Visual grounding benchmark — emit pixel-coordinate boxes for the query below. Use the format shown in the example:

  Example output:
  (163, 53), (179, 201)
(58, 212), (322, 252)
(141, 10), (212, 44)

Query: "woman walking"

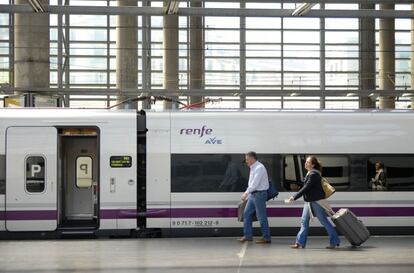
(286, 156), (340, 249)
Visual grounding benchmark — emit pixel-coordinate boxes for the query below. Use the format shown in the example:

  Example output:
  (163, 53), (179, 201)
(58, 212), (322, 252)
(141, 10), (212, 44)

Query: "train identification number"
(172, 220), (220, 227)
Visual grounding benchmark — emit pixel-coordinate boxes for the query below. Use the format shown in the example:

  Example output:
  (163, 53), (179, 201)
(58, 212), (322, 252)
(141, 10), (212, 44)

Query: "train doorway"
(58, 128), (99, 230)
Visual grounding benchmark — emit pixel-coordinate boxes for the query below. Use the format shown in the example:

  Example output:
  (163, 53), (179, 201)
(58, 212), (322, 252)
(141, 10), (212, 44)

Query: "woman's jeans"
(243, 191), (271, 241)
(296, 201), (340, 247)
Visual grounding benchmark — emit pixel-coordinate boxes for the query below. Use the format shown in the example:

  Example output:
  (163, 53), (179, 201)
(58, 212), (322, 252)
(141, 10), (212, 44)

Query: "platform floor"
(0, 236), (413, 273)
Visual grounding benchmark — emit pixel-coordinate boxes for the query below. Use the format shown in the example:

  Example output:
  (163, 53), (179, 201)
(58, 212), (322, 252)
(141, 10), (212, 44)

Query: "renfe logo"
(180, 125), (213, 138)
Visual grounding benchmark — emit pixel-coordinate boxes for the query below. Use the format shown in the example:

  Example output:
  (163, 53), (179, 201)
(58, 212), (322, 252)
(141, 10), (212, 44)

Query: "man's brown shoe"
(238, 237), (252, 243)
(255, 239), (271, 244)
(289, 243), (304, 249)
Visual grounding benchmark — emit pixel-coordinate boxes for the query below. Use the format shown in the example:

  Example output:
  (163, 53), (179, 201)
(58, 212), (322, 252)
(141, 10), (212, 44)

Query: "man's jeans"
(243, 190), (271, 241)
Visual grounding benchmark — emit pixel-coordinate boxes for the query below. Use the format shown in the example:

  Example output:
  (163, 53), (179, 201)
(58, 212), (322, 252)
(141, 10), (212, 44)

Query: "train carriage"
(1, 108), (414, 238)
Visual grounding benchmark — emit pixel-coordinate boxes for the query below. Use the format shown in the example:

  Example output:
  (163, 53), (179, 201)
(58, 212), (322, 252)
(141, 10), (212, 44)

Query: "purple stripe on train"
(0, 207), (414, 221)
(146, 207), (414, 218)
(0, 210), (57, 221)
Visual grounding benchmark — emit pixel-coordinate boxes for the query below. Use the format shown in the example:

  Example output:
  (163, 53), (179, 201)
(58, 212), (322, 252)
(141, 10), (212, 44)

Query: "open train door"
(6, 127), (58, 231)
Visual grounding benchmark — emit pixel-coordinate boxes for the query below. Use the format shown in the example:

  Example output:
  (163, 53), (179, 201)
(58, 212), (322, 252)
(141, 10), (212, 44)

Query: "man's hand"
(241, 192), (249, 201)
(285, 196), (295, 204)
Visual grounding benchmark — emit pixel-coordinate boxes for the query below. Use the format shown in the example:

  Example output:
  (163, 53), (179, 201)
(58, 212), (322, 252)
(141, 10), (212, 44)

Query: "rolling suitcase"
(331, 208), (370, 246)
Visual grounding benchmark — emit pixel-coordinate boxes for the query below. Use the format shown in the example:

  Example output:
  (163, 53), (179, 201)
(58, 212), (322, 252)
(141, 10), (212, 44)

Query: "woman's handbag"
(321, 177), (336, 199)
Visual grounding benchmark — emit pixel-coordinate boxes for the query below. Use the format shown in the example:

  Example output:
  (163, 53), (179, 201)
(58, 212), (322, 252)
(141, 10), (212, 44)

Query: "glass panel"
(206, 44), (239, 57)
(70, 43), (107, 56)
(25, 156), (46, 193)
(246, 59), (281, 71)
(325, 45), (359, 58)
(246, 45), (281, 58)
(0, 42), (8, 55)
(70, 15), (107, 27)
(205, 30), (240, 43)
(395, 19), (411, 30)
(395, 74), (411, 87)
(284, 18), (320, 29)
(396, 32), (411, 44)
(246, 73), (281, 86)
(283, 31), (319, 44)
(70, 57), (107, 70)
(0, 57), (8, 70)
(396, 60), (410, 72)
(70, 29), (107, 41)
(246, 30), (280, 43)
(326, 73), (359, 86)
(0, 14), (8, 26)
(284, 73), (320, 86)
(205, 58), (239, 71)
(326, 59), (359, 72)
(205, 72), (239, 86)
(284, 45), (319, 58)
(325, 18), (358, 30)
(0, 27), (8, 40)
(205, 17), (239, 29)
(69, 72), (107, 84)
(325, 31), (358, 44)
(76, 157), (93, 188)
(284, 59), (319, 72)
(246, 18), (281, 29)
(396, 46), (411, 59)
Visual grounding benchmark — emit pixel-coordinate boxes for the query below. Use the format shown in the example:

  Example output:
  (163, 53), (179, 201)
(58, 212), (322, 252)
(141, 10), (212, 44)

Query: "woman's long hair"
(307, 156), (322, 172)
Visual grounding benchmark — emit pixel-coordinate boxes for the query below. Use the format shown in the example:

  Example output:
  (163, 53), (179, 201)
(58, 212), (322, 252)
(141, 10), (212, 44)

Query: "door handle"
(110, 178), (116, 193)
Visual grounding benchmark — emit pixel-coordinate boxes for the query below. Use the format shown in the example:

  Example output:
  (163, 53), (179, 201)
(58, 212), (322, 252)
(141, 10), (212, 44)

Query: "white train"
(0, 108), (414, 238)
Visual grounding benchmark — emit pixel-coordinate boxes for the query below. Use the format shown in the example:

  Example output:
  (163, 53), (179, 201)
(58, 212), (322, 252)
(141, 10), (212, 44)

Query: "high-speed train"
(0, 108), (414, 238)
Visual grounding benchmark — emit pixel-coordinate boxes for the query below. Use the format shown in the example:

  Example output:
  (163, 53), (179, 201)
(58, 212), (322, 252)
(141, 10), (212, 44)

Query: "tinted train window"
(283, 155), (350, 191)
(367, 156), (414, 191)
(171, 154), (414, 192)
(171, 154), (282, 192)
(25, 156), (46, 193)
(282, 154), (414, 192)
(0, 155), (5, 194)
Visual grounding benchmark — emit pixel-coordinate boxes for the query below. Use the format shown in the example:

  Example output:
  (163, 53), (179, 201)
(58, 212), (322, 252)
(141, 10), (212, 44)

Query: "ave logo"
(205, 137), (222, 145)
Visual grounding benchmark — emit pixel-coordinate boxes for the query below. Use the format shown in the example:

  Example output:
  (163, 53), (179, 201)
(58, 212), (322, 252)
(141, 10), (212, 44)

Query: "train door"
(6, 127), (58, 231)
(58, 128), (98, 229)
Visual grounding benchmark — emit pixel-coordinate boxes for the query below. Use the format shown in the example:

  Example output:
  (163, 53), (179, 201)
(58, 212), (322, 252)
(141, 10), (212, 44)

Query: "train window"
(171, 154), (414, 192)
(282, 155), (350, 191)
(0, 155), (5, 194)
(367, 156), (414, 191)
(171, 154), (243, 192)
(25, 156), (46, 193)
(76, 157), (93, 188)
(171, 154), (281, 193)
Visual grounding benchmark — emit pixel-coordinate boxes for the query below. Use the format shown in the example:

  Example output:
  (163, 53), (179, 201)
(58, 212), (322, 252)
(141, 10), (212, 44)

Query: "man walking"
(239, 151), (271, 244)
